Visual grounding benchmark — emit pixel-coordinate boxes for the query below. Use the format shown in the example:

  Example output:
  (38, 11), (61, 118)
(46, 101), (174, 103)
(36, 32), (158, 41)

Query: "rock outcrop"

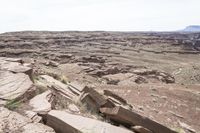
(0, 71), (35, 105)
(0, 107), (55, 133)
(0, 57), (35, 105)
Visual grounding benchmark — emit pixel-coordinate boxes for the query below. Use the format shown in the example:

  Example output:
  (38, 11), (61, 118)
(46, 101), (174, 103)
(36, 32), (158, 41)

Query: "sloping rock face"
(0, 71), (35, 104)
(0, 107), (55, 133)
(46, 110), (133, 133)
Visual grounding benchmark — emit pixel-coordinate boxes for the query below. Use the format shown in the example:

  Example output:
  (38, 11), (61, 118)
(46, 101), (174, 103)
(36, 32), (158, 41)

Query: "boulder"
(46, 110), (133, 133)
(29, 90), (54, 114)
(0, 71), (36, 104)
(0, 107), (55, 133)
(25, 111), (42, 123)
(100, 106), (177, 133)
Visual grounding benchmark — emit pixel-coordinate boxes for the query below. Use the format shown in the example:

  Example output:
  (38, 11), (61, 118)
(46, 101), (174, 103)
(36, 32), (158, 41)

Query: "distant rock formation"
(182, 25), (200, 32)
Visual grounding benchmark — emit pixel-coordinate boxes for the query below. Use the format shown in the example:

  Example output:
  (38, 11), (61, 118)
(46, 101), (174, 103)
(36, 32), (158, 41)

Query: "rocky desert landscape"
(0, 31), (200, 133)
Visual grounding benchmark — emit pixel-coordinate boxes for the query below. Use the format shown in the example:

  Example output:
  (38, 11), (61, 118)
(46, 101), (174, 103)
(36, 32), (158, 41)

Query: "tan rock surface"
(29, 90), (54, 114)
(47, 110), (133, 133)
(0, 107), (55, 133)
(0, 57), (32, 76)
(0, 71), (35, 104)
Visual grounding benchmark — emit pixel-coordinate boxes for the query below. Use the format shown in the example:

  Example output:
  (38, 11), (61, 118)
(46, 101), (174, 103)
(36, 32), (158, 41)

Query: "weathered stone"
(22, 123), (55, 133)
(0, 71), (36, 104)
(25, 111), (42, 123)
(179, 121), (196, 133)
(133, 69), (175, 84)
(103, 73), (133, 85)
(67, 104), (80, 113)
(88, 66), (120, 77)
(135, 76), (148, 84)
(100, 106), (177, 133)
(46, 110), (133, 133)
(0, 57), (23, 63)
(68, 81), (87, 94)
(29, 90), (54, 114)
(0, 107), (55, 133)
(131, 126), (153, 133)
(45, 61), (59, 67)
(39, 75), (75, 101)
(79, 55), (106, 63)
(103, 90), (133, 110)
(80, 87), (115, 112)
(104, 90), (127, 105)
(0, 58), (32, 77)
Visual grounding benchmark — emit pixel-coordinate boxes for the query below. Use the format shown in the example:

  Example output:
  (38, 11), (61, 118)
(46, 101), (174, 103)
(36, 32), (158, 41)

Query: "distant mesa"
(182, 25), (200, 32)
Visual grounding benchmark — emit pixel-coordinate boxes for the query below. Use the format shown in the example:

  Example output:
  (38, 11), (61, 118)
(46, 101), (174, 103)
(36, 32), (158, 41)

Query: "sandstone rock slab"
(100, 106), (177, 133)
(25, 111), (42, 123)
(80, 87), (115, 112)
(39, 75), (75, 101)
(0, 107), (55, 133)
(47, 110), (133, 133)
(0, 57), (32, 76)
(0, 71), (35, 104)
(29, 90), (54, 114)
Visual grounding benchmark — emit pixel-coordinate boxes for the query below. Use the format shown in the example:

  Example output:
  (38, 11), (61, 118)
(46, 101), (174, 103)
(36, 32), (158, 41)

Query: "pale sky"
(0, 0), (200, 33)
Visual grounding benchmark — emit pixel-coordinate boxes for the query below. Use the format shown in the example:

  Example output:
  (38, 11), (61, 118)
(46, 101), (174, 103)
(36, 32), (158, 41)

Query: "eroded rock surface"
(0, 71), (35, 105)
(0, 107), (55, 133)
(47, 110), (133, 133)
(29, 90), (54, 114)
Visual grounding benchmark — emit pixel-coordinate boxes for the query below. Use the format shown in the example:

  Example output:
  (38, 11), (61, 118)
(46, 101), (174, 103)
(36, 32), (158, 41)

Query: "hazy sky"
(0, 0), (200, 33)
